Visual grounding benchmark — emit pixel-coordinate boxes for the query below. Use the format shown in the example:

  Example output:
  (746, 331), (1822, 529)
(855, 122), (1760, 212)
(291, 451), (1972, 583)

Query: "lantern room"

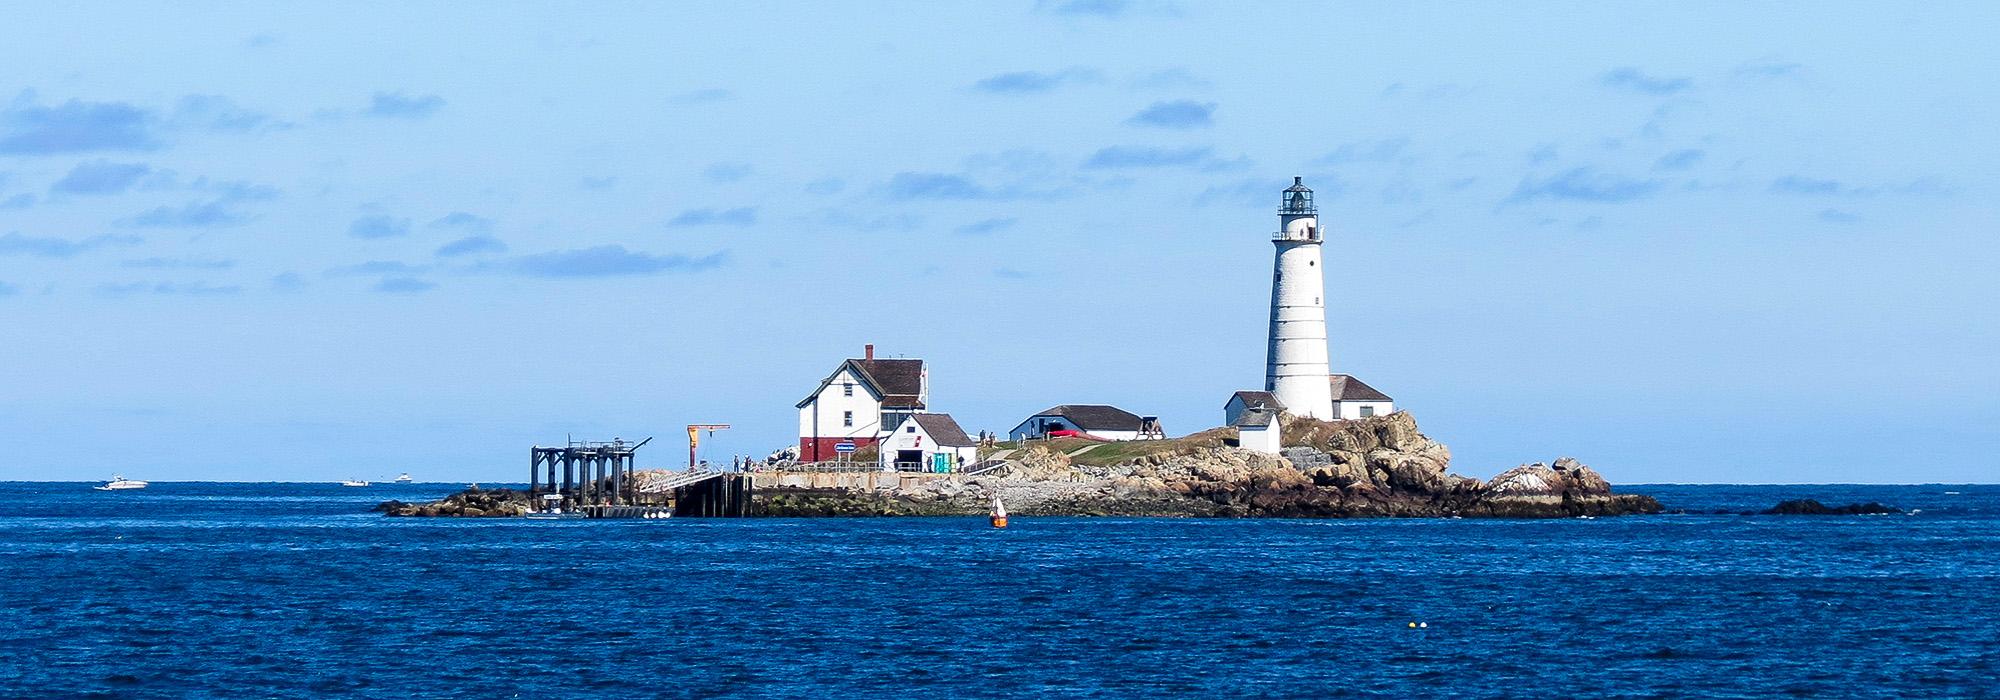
(1280, 176), (1315, 215)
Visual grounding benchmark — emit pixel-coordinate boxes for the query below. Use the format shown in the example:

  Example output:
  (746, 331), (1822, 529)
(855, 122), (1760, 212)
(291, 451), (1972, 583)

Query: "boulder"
(1488, 457), (1616, 499)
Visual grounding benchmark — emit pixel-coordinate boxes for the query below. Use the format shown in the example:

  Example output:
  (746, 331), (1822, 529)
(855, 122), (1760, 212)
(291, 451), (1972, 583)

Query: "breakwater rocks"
(757, 412), (1661, 519)
(375, 487), (531, 517)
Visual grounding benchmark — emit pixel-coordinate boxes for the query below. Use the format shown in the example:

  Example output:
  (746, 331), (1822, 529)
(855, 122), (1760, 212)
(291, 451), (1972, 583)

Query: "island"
(381, 412), (1661, 519)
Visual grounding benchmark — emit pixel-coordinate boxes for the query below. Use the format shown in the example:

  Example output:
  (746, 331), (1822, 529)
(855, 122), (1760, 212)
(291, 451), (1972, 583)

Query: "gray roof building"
(1227, 390), (1283, 410)
(1330, 374), (1392, 402)
(1026, 404), (1146, 432)
(910, 413), (975, 447)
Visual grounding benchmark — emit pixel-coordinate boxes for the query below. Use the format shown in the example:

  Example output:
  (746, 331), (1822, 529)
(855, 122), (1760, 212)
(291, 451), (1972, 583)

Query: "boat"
(95, 475), (148, 491)
(340, 479), (370, 487)
(990, 495), (1008, 529)
(394, 473), (413, 483)
(524, 494), (586, 520)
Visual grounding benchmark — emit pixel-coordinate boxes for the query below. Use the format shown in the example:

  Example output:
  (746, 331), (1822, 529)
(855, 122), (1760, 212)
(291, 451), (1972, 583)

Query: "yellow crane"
(686, 424), (731, 470)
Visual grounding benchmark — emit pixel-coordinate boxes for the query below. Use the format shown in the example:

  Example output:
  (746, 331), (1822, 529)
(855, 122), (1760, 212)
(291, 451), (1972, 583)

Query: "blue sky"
(2, 2), (1996, 484)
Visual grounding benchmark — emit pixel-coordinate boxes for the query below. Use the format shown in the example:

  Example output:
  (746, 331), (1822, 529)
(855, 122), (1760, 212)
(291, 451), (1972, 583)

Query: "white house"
(1232, 406), (1282, 454)
(1009, 405), (1164, 442)
(1330, 374), (1395, 419)
(1223, 390), (1284, 426)
(877, 413), (979, 473)
(796, 345), (928, 463)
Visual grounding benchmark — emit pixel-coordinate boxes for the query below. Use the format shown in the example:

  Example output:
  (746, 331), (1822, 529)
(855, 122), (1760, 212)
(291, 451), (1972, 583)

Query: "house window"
(842, 383), (853, 397)
(843, 411), (854, 427)
(905, 425), (916, 433)
(1360, 405), (1375, 417)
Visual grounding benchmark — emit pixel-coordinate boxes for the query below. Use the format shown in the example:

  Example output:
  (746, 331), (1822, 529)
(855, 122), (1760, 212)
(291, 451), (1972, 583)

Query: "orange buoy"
(990, 496), (1008, 529)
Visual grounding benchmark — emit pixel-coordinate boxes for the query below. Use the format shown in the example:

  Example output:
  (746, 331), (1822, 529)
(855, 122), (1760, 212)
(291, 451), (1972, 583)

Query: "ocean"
(2, 482), (1996, 698)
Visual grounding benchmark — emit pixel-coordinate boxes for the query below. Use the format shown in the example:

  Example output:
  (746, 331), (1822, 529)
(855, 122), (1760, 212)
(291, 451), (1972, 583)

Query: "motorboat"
(393, 473), (413, 483)
(340, 479), (370, 487)
(95, 475), (148, 491)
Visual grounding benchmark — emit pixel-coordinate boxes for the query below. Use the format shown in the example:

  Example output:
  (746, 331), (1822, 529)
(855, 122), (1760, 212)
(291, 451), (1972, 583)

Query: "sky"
(2, 1), (1996, 484)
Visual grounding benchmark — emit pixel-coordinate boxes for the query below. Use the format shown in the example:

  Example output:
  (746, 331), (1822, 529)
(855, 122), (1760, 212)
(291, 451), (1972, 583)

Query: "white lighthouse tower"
(1264, 177), (1336, 420)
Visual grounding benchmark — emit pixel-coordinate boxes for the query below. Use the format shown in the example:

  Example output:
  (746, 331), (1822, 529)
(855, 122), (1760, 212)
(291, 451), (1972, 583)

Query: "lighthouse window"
(1308, 260), (1314, 266)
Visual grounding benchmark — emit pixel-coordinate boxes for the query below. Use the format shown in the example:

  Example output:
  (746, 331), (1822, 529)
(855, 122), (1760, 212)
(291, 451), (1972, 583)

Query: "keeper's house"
(878, 413), (979, 472)
(1008, 405), (1164, 442)
(797, 345), (927, 462)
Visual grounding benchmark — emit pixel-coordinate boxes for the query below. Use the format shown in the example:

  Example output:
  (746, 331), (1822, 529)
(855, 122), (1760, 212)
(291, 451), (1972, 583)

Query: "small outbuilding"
(878, 413), (978, 473)
(1008, 405), (1164, 442)
(1330, 374), (1395, 419)
(1223, 390), (1284, 426)
(1232, 406), (1282, 454)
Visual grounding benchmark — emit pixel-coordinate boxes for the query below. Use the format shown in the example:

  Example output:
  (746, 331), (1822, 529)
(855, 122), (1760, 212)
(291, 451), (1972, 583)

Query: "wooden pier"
(670, 473), (752, 517)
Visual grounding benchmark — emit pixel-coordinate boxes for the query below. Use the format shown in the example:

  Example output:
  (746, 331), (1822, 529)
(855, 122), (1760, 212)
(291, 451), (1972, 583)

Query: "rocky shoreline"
(757, 413), (1661, 518)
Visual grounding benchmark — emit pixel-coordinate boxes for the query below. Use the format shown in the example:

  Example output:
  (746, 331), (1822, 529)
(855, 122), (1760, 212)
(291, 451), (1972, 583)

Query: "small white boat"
(340, 479), (370, 487)
(95, 475), (148, 491)
(524, 494), (585, 520)
(524, 511), (586, 520)
(394, 473), (413, 483)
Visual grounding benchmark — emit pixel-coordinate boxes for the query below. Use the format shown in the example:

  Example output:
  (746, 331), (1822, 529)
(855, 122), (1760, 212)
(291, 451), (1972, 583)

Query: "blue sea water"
(2, 483), (1997, 698)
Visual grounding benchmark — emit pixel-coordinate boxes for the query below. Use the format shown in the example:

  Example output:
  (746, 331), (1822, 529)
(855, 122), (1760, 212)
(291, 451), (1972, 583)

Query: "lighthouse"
(1264, 177), (1336, 420)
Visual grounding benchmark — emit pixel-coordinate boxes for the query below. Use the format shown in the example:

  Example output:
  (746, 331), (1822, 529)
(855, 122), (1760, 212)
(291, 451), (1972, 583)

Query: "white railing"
(635, 470), (727, 493)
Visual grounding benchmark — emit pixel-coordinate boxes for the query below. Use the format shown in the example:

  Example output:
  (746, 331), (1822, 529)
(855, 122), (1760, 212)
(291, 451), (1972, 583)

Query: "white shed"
(1233, 406), (1282, 454)
(878, 413), (979, 473)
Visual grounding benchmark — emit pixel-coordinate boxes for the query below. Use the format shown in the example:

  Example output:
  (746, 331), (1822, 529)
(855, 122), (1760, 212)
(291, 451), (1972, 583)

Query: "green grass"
(994, 428), (1236, 467)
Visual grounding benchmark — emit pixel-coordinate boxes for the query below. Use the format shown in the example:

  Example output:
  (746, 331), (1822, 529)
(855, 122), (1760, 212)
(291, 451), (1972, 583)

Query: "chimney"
(865, 344), (874, 361)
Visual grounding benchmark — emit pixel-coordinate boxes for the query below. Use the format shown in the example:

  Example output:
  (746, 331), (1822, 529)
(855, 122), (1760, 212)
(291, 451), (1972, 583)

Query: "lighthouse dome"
(1280, 176), (1315, 215)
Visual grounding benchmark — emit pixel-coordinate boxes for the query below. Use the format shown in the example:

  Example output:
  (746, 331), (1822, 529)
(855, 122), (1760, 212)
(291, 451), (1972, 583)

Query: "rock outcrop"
(377, 486), (531, 517)
(1761, 499), (1900, 515)
(756, 412), (1661, 518)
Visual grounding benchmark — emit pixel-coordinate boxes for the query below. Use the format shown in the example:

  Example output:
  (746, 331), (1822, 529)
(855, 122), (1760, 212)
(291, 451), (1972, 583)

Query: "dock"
(527, 437), (752, 518)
